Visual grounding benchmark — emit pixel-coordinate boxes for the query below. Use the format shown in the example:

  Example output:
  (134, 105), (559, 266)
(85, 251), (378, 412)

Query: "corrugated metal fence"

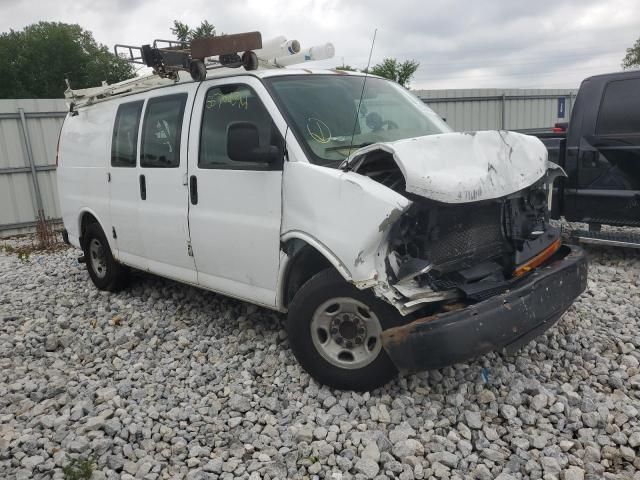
(0, 99), (66, 237)
(0, 89), (579, 236)
(416, 88), (579, 132)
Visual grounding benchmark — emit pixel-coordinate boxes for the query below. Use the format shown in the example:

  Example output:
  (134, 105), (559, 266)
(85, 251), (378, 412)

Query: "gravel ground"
(1, 235), (639, 480)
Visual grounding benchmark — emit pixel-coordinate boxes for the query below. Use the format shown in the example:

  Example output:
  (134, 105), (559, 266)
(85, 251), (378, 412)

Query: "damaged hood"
(345, 130), (553, 203)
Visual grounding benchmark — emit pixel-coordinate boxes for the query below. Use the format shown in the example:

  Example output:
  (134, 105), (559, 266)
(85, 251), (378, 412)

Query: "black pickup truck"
(534, 70), (640, 242)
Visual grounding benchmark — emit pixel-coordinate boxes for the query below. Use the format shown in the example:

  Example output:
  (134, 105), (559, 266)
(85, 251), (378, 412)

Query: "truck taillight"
(553, 122), (568, 133)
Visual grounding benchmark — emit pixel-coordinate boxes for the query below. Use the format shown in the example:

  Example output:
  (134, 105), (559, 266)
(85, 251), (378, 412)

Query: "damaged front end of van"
(287, 130), (588, 373)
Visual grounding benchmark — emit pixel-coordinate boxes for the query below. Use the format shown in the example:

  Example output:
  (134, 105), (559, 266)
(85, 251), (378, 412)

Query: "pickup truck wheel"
(83, 223), (129, 292)
(287, 269), (403, 391)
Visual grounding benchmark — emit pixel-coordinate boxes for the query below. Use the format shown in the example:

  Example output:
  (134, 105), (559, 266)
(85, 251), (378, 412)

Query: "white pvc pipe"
(255, 37), (301, 60)
(272, 43), (335, 66)
(260, 36), (287, 51)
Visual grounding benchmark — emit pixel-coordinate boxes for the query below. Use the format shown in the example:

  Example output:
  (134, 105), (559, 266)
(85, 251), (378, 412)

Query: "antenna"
(348, 28), (377, 157)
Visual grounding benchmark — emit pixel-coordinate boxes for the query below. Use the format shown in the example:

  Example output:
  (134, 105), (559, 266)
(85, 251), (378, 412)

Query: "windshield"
(266, 74), (451, 166)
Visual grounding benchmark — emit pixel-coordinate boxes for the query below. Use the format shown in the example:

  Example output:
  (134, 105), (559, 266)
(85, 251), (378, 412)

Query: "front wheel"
(287, 269), (404, 391)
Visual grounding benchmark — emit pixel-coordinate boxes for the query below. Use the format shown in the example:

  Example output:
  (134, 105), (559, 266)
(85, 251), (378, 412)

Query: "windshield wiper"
(324, 142), (372, 152)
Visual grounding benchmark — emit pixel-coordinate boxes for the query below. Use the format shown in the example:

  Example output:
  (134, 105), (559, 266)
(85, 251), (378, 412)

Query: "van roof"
(242, 68), (367, 78)
(66, 68), (375, 110)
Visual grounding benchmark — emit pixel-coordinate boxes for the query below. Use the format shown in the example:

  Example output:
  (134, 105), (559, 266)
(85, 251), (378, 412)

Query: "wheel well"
(283, 241), (334, 308)
(79, 212), (99, 248)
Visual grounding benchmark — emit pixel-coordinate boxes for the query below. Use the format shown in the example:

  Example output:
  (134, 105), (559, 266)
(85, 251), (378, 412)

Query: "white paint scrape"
(351, 130), (551, 203)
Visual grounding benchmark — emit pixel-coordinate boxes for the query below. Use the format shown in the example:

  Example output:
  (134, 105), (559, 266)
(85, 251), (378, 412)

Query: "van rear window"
(111, 101), (143, 167)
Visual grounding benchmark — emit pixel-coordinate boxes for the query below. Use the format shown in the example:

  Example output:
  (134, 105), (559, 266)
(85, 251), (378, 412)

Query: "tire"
(287, 268), (405, 391)
(189, 60), (206, 81)
(82, 223), (129, 292)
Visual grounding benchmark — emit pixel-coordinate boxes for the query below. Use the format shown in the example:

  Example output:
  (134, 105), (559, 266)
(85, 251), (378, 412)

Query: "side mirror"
(227, 121), (280, 164)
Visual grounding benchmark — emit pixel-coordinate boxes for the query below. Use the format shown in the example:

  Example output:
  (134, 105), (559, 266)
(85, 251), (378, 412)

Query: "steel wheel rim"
(310, 297), (383, 370)
(89, 238), (107, 279)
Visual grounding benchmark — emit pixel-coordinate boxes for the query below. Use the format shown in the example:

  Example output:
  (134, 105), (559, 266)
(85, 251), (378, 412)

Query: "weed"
(36, 209), (57, 249)
(62, 457), (94, 480)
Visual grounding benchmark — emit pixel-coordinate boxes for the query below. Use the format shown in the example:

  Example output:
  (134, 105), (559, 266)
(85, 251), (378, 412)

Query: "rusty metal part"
(190, 32), (263, 60)
(441, 302), (467, 313)
(381, 314), (438, 348)
(382, 303), (471, 348)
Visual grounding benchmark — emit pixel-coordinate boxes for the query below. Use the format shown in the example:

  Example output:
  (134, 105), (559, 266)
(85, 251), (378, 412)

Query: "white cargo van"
(57, 69), (587, 390)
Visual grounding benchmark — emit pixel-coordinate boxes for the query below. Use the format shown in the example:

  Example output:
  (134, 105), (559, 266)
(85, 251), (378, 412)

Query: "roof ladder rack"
(64, 32), (336, 111)
(114, 31), (263, 82)
(65, 31), (264, 111)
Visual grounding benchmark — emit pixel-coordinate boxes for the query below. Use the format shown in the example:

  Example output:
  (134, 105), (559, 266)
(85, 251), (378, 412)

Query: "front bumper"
(381, 244), (588, 372)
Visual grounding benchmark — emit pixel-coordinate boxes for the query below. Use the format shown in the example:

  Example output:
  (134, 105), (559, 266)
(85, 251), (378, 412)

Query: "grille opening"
(391, 200), (509, 274)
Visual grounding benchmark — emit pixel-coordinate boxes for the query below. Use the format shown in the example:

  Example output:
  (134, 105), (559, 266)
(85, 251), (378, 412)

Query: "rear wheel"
(82, 223), (129, 291)
(287, 269), (404, 391)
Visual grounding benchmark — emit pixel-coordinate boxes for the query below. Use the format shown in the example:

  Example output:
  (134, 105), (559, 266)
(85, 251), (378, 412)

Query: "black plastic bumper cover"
(381, 244), (588, 372)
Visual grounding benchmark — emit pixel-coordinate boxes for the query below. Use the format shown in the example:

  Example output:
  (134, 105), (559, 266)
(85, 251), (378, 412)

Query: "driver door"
(187, 77), (286, 307)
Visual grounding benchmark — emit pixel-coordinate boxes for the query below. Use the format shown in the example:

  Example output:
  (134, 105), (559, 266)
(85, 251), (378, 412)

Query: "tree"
(622, 37), (640, 69)
(0, 22), (134, 99)
(369, 58), (420, 87)
(335, 65), (357, 71)
(171, 20), (217, 43)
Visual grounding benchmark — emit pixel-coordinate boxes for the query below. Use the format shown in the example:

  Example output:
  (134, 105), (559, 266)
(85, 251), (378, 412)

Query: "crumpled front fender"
(281, 161), (411, 286)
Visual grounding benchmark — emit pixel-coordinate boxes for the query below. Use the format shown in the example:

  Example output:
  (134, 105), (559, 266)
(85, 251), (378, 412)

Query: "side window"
(111, 101), (143, 167)
(596, 79), (640, 135)
(199, 84), (283, 170)
(141, 94), (187, 168)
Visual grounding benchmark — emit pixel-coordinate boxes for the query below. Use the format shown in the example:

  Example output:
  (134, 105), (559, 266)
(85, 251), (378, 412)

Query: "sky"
(2, 0), (639, 90)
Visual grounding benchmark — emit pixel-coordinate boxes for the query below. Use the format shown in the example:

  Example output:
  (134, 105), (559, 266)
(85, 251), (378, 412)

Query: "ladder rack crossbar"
(114, 44), (146, 65)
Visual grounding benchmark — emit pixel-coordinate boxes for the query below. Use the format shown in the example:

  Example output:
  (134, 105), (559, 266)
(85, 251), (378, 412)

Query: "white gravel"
(1, 235), (639, 480)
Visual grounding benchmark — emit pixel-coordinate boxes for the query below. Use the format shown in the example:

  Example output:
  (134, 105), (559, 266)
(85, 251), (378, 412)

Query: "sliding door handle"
(139, 174), (146, 200)
(190, 175), (198, 205)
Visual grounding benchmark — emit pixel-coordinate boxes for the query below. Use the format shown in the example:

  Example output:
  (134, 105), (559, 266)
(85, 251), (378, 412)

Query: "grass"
(1, 243), (31, 262)
(62, 457), (94, 480)
(0, 230), (69, 261)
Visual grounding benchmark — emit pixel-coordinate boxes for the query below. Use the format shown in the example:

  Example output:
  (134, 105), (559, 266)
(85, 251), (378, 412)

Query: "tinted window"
(596, 79), (640, 135)
(111, 101), (143, 167)
(199, 85), (282, 169)
(141, 94), (187, 168)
